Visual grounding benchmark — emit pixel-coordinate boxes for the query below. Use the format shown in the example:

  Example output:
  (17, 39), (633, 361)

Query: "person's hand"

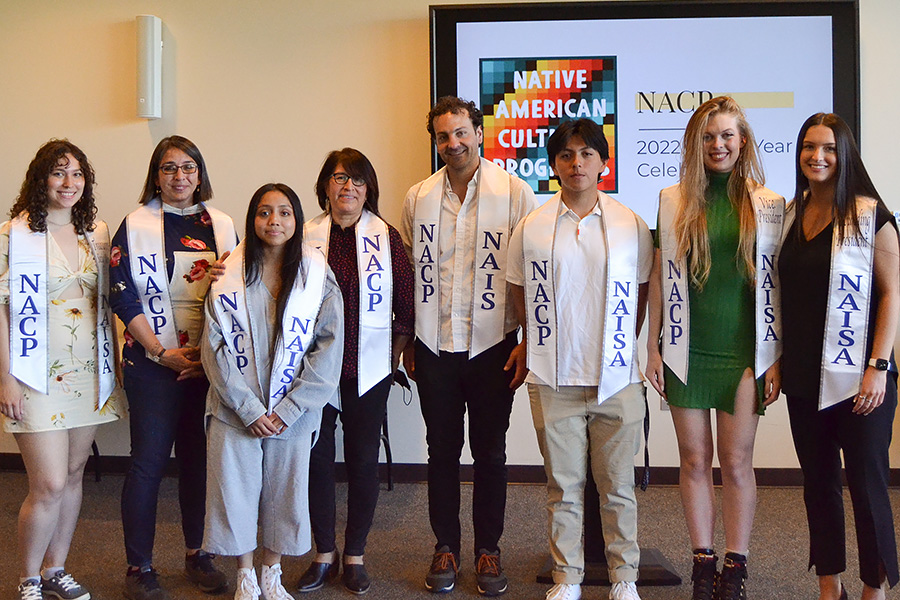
(270, 413), (288, 435)
(158, 346), (204, 380)
(0, 373), (24, 421)
(208, 251), (229, 283)
(853, 367), (887, 415)
(504, 340), (528, 390)
(762, 360), (782, 407)
(402, 342), (416, 382)
(644, 350), (666, 400)
(248, 414), (280, 437)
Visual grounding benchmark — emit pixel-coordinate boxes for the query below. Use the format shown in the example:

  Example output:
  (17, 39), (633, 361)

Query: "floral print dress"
(0, 221), (123, 433)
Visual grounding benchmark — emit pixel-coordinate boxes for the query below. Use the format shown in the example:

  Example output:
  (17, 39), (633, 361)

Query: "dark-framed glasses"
(159, 162), (198, 175)
(331, 173), (366, 186)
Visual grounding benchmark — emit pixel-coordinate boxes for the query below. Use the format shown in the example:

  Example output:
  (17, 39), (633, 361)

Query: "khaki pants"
(528, 382), (645, 584)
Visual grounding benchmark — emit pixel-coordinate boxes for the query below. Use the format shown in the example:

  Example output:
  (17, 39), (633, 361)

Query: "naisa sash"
(818, 198), (878, 410)
(8, 217), (116, 407)
(305, 209), (393, 395)
(127, 198), (236, 351)
(658, 183), (784, 384)
(411, 157), (511, 357)
(211, 242), (328, 413)
(522, 192), (640, 402)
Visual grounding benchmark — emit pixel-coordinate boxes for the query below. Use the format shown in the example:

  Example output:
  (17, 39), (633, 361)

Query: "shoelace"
(137, 569), (162, 590)
(50, 572), (80, 592)
(238, 572), (261, 599)
(610, 581), (640, 600)
(262, 565), (291, 600)
(192, 552), (219, 573)
(476, 553), (500, 576)
(18, 582), (43, 600)
(432, 552), (458, 573)
(546, 583), (578, 600)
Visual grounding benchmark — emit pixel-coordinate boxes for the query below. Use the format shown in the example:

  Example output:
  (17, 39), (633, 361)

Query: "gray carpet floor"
(1, 472), (897, 599)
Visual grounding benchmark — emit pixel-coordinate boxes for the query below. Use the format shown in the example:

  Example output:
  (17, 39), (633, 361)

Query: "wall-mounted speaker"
(136, 15), (162, 119)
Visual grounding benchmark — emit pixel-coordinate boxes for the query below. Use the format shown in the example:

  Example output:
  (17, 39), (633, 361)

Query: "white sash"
(818, 199), (878, 410)
(411, 158), (512, 357)
(658, 183), (784, 384)
(8, 217), (115, 406)
(211, 242), (328, 413)
(127, 198), (236, 351)
(522, 192), (640, 402)
(305, 210), (393, 395)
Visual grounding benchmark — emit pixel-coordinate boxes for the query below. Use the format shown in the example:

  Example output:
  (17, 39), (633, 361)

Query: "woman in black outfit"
(779, 113), (899, 600)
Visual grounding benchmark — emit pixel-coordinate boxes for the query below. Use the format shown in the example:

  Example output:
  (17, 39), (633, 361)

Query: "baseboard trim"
(2, 453), (899, 487)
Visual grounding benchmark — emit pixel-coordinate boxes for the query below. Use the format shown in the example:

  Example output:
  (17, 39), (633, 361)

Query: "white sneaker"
(546, 582), (582, 600)
(259, 564), (291, 600)
(609, 580), (641, 600)
(235, 568), (260, 600)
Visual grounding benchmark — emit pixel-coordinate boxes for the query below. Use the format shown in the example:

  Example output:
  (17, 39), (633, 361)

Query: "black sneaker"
(425, 545), (459, 594)
(42, 570), (90, 600)
(185, 551), (228, 594)
(474, 549), (508, 596)
(691, 551), (718, 600)
(124, 567), (171, 600)
(17, 580), (43, 600)
(716, 554), (747, 600)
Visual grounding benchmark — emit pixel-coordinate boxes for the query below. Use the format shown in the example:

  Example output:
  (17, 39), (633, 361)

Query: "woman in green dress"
(645, 96), (784, 600)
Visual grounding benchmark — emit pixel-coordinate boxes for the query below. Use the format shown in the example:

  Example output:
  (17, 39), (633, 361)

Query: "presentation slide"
(455, 16), (834, 224)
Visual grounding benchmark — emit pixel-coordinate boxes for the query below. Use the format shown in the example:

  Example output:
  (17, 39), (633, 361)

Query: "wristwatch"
(149, 347), (167, 364)
(868, 358), (889, 371)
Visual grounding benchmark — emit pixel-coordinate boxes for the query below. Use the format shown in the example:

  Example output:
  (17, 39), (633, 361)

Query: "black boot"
(691, 549), (718, 600)
(716, 553), (747, 600)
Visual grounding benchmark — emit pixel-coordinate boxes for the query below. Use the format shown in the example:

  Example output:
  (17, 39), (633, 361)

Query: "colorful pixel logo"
(480, 57), (617, 194)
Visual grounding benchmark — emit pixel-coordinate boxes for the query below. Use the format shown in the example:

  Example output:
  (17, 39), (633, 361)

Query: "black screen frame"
(429, 0), (860, 173)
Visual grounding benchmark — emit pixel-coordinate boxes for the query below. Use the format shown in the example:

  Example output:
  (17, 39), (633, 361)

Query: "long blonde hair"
(674, 96), (765, 288)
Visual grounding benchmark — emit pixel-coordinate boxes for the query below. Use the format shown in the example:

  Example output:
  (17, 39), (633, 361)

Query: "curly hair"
(426, 96), (484, 139)
(10, 139), (98, 234)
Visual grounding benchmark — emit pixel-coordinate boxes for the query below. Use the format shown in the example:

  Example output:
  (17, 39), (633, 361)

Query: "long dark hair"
(314, 147), (380, 215)
(138, 135), (213, 204)
(793, 113), (884, 243)
(244, 183), (305, 345)
(10, 139), (98, 234)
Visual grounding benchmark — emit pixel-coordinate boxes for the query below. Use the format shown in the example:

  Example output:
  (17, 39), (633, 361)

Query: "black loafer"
(342, 563), (371, 595)
(297, 554), (340, 593)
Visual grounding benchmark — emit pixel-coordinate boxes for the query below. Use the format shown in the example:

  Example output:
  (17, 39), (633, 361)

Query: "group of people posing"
(0, 95), (896, 600)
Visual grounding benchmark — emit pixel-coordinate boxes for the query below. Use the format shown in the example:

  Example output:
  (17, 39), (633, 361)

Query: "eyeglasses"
(159, 162), (198, 175)
(331, 173), (366, 186)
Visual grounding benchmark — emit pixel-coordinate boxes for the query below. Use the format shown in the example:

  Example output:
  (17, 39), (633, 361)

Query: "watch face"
(876, 358), (890, 371)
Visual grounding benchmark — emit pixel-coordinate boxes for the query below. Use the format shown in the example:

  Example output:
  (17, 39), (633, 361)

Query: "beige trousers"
(528, 382), (645, 584)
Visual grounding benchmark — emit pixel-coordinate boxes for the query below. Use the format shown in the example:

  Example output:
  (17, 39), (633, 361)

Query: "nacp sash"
(412, 158), (512, 357)
(9, 217), (116, 406)
(212, 242), (327, 413)
(127, 198), (236, 351)
(658, 183), (784, 384)
(818, 199), (878, 410)
(522, 192), (640, 402)
(305, 210), (393, 396)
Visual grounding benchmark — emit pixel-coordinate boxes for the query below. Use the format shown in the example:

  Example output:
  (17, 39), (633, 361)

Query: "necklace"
(47, 218), (73, 227)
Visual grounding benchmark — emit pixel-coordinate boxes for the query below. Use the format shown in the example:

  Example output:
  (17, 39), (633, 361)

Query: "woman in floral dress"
(0, 139), (122, 600)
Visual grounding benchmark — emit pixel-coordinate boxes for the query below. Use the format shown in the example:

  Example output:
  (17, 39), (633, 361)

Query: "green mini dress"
(659, 172), (765, 415)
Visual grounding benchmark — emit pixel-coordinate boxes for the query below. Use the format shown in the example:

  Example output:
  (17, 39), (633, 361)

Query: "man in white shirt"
(400, 96), (537, 596)
(507, 119), (653, 600)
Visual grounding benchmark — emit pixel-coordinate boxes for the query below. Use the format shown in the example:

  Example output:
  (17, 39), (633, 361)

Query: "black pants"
(308, 376), (391, 557)
(787, 375), (899, 589)
(121, 365), (209, 567)
(415, 332), (517, 557)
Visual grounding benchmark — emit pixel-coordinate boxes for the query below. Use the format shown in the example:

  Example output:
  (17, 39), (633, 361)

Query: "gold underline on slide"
(716, 92), (795, 108)
(633, 92), (795, 110)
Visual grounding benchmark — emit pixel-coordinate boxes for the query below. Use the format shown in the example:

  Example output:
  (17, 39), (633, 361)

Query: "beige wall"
(1, 0), (898, 468)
